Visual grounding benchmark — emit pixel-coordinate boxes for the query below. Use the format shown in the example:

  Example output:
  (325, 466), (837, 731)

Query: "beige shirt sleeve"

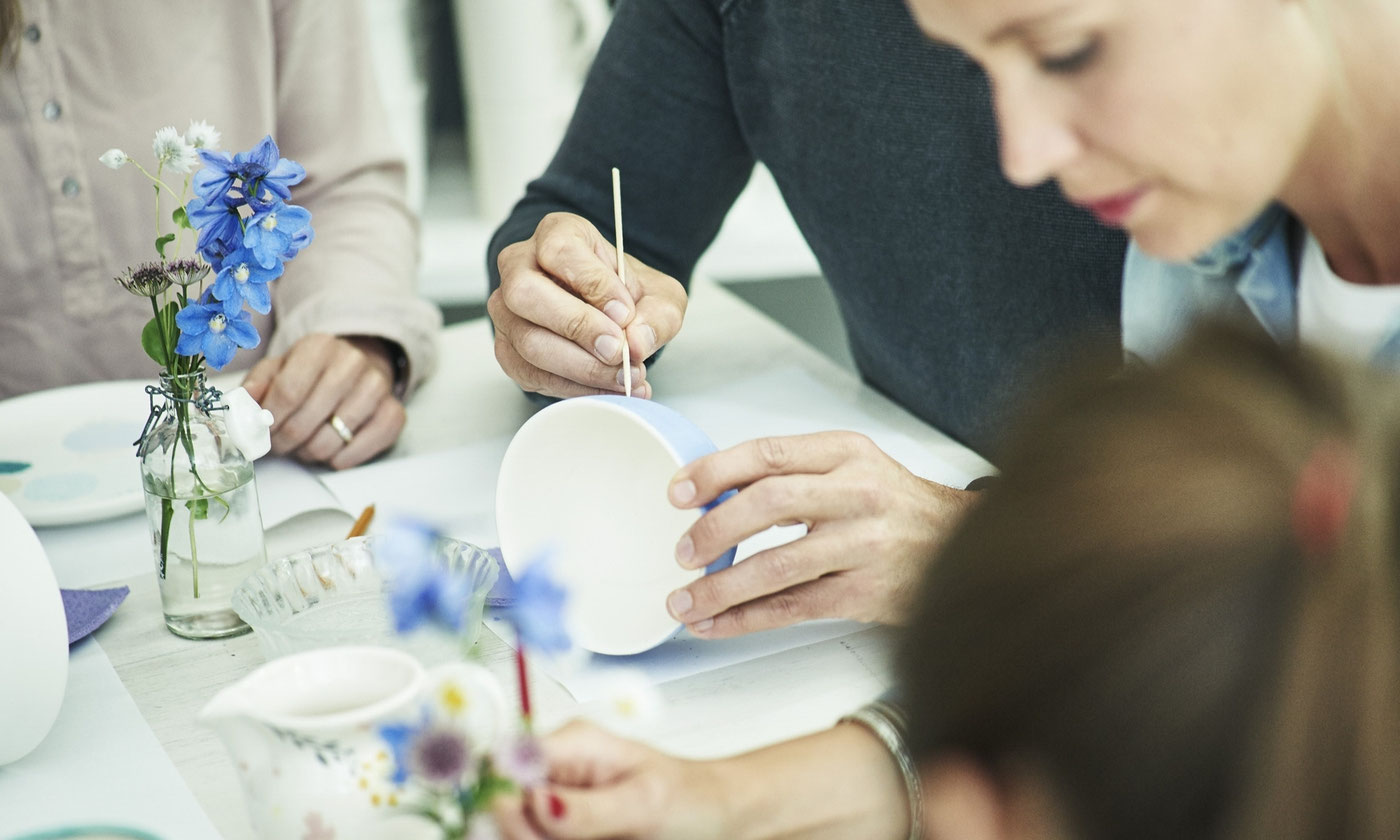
(261, 0), (441, 395)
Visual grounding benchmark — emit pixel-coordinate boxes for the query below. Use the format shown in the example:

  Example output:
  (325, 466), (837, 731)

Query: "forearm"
(265, 0), (440, 393)
(717, 723), (910, 840)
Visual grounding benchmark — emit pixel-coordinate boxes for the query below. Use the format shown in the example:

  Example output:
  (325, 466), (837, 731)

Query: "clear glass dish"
(231, 534), (498, 662)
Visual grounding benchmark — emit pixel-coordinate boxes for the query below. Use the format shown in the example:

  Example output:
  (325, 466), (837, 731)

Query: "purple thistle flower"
(504, 556), (571, 654)
(114, 262), (172, 297)
(409, 725), (475, 788)
(166, 258), (212, 288)
(494, 734), (546, 789)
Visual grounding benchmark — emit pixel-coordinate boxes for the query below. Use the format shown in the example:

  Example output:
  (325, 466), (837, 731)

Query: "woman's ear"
(920, 756), (1010, 840)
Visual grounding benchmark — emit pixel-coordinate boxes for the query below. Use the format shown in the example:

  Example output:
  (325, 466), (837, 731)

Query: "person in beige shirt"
(0, 0), (441, 469)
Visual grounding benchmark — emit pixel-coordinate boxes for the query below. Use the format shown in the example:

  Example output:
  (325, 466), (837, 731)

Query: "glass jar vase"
(137, 372), (266, 639)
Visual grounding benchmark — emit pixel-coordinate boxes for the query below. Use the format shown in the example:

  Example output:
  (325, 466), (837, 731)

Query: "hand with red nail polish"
(495, 720), (731, 840)
(493, 718), (911, 840)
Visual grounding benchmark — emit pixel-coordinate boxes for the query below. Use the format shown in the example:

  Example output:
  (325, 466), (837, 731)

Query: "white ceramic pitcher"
(199, 646), (506, 840)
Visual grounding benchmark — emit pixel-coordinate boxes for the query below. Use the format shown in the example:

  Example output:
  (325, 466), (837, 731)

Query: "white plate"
(0, 380), (154, 527)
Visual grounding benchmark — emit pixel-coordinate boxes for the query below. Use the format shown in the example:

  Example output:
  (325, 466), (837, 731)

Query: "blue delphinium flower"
(380, 520), (474, 634)
(210, 248), (282, 314)
(243, 201), (313, 268)
(185, 193), (243, 270)
(378, 712), (429, 786)
(504, 556), (571, 654)
(192, 135), (305, 204)
(174, 295), (260, 369)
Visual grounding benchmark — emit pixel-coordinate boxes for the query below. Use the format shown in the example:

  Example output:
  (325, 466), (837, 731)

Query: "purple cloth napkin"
(61, 586), (130, 645)
(485, 547), (515, 608)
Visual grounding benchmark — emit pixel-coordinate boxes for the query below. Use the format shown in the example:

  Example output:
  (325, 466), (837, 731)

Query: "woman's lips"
(1076, 187), (1147, 227)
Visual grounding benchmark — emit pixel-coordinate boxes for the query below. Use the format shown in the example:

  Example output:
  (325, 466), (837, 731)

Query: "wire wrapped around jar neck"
(133, 371), (227, 454)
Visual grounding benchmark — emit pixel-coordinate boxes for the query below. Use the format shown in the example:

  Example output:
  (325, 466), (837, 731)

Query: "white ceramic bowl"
(496, 395), (735, 655)
(0, 490), (68, 764)
(230, 535), (498, 662)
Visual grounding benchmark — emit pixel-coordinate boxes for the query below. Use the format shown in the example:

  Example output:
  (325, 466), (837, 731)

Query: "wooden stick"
(346, 504), (375, 539)
(612, 167), (632, 397)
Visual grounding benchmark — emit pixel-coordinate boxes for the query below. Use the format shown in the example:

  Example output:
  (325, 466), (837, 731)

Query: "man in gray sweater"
(487, 0), (1125, 639)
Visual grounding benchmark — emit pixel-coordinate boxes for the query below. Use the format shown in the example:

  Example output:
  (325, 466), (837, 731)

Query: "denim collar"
(1184, 205), (1297, 344)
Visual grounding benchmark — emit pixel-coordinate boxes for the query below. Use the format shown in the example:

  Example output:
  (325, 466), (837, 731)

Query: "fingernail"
(670, 479), (696, 505)
(675, 534), (694, 567)
(639, 324), (658, 356)
(667, 589), (693, 620)
(691, 618), (714, 634)
(603, 300), (629, 325)
(594, 334), (620, 363)
(549, 792), (566, 819)
(616, 366), (642, 386)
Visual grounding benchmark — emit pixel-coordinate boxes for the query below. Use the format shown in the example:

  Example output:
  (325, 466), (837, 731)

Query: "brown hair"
(0, 0), (19, 67)
(898, 323), (1400, 840)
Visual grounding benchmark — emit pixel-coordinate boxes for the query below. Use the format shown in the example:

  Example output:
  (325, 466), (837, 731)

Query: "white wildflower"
(588, 668), (664, 734)
(185, 119), (221, 150)
(98, 148), (128, 169)
(152, 125), (198, 173)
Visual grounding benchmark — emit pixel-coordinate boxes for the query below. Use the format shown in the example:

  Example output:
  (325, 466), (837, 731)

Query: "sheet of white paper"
(667, 366), (980, 489)
(253, 458), (355, 563)
(485, 614), (871, 702)
(319, 436), (512, 549)
(0, 640), (221, 838)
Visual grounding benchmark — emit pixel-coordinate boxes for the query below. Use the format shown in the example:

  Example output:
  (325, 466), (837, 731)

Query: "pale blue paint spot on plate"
(25, 472), (99, 502)
(0, 460), (30, 474)
(64, 421), (138, 452)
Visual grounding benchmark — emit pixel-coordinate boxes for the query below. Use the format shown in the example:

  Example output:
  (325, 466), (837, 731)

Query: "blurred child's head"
(899, 324), (1400, 840)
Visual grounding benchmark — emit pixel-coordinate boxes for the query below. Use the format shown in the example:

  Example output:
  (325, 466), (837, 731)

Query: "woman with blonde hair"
(899, 323), (1400, 839)
(903, 0), (1400, 367)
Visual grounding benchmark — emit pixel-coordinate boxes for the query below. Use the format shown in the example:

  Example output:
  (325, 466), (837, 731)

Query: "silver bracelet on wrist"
(839, 701), (922, 840)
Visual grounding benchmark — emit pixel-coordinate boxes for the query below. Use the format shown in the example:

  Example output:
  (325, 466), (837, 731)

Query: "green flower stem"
(125, 159), (182, 236)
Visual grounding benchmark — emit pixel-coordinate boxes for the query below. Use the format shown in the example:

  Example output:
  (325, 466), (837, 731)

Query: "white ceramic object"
(496, 395), (736, 656)
(221, 387), (274, 461)
(0, 379), (151, 526)
(200, 646), (507, 840)
(0, 490), (69, 764)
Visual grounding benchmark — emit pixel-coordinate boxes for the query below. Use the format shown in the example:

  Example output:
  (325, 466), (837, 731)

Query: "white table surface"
(16, 278), (991, 839)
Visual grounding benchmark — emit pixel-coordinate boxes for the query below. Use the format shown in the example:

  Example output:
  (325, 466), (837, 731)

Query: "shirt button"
(23, 24), (39, 43)
(42, 100), (61, 121)
(61, 177), (80, 197)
